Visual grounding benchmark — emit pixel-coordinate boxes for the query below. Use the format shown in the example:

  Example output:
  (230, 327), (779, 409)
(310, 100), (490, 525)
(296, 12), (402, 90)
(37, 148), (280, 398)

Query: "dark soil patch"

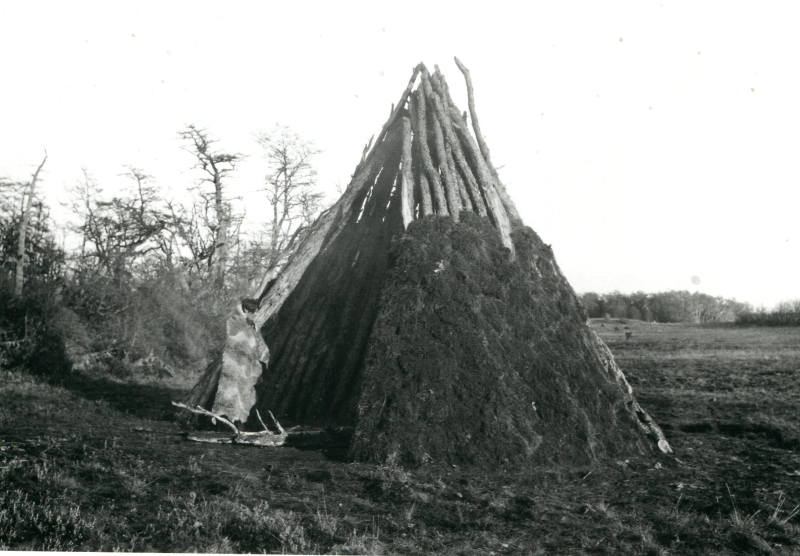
(679, 421), (800, 450)
(717, 422), (800, 451)
(680, 422), (715, 433)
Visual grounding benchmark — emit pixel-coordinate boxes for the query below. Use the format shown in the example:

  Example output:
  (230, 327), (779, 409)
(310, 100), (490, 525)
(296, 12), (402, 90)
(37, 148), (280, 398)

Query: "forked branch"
(172, 401), (239, 435)
(172, 401), (287, 446)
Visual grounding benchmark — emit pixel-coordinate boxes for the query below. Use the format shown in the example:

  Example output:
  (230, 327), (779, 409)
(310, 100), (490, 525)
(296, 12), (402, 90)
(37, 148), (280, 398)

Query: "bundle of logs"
(247, 58), (523, 331)
(390, 58), (522, 252)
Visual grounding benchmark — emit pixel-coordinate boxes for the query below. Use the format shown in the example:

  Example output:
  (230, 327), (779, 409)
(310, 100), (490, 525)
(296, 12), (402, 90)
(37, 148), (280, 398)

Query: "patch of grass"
(0, 489), (94, 551)
(769, 492), (800, 527)
(331, 519), (385, 555)
(154, 493), (310, 553)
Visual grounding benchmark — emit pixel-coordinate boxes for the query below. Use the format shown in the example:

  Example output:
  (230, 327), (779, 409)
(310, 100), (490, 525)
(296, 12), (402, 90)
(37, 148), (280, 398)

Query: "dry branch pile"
(172, 402), (286, 446)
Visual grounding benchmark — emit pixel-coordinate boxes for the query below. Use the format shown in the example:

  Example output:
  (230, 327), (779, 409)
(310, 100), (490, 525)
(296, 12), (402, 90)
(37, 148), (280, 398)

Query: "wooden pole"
(413, 87), (447, 216)
(409, 91), (433, 217)
(449, 60), (522, 226)
(428, 99), (461, 221)
(448, 118), (514, 252)
(399, 116), (415, 228)
(447, 142), (471, 212)
(375, 65), (421, 148)
(454, 58), (495, 175)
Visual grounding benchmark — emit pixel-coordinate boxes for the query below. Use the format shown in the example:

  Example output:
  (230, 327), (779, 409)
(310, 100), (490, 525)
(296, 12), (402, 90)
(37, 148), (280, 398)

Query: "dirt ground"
(1, 321), (799, 554)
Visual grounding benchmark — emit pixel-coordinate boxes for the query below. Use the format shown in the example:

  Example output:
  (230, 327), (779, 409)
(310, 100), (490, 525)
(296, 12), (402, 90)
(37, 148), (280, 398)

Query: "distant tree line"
(578, 291), (753, 323)
(735, 300), (800, 326)
(580, 291), (800, 326)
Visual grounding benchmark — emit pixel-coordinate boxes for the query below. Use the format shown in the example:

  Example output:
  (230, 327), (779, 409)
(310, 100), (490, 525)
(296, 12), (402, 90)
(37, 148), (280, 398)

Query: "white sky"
(1, 1), (798, 308)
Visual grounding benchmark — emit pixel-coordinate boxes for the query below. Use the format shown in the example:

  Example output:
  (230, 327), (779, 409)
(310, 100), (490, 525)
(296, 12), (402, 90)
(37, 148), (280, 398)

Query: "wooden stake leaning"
(447, 141), (472, 212)
(399, 116), (415, 228)
(449, 131), (488, 217)
(428, 101), (461, 220)
(452, 59), (522, 226)
(409, 92), (433, 217)
(417, 172), (433, 217)
(412, 87), (446, 216)
(424, 74), (488, 218)
(375, 65), (421, 149)
(426, 68), (505, 233)
(445, 102), (515, 254)
(454, 57), (495, 177)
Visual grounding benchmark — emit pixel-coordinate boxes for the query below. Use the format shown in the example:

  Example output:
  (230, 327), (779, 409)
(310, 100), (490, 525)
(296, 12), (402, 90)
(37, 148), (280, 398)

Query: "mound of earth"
(351, 213), (664, 467)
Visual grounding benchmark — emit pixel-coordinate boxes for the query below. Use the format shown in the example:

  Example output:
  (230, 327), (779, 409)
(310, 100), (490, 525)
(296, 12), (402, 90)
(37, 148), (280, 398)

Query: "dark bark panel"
(252, 131), (405, 427)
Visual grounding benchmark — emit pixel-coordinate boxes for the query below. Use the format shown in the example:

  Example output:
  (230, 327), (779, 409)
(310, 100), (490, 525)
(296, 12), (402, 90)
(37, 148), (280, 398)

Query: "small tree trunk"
(15, 151), (47, 298)
(213, 173), (228, 289)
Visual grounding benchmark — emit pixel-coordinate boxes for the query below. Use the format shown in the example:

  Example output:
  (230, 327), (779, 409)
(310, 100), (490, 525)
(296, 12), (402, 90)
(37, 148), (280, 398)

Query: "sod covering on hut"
(183, 59), (670, 466)
(352, 214), (663, 466)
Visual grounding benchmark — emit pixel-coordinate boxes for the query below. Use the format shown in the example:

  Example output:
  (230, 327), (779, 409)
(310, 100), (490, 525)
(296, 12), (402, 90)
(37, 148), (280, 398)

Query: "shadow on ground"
(52, 366), (357, 463)
(283, 427), (354, 463)
(52, 370), (182, 422)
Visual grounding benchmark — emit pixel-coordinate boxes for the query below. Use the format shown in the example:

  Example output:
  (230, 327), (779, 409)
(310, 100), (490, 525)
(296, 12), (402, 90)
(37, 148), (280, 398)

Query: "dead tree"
(179, 125), (244, 289)
(67, 167), (174, 276)
(14, 150), (48, 297)
(255, 125), (325, 270)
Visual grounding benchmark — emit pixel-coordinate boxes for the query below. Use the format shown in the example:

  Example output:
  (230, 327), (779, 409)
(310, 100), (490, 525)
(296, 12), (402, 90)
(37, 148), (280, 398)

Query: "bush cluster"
(0, 255), (250, 384)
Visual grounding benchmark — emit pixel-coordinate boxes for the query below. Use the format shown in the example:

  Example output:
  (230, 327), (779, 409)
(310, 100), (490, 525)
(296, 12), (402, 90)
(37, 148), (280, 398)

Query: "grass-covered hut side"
(352, 214), (667, 466)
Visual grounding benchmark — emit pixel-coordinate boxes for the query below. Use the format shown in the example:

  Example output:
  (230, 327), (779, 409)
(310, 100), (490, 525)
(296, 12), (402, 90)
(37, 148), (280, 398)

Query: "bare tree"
(68, 167), (173, 276)
(255, 125), (324, 268)
(179, 125), (244, 289)
(14, 150), (48, 297)
(1, 174), (62, 286)
(0, 178), (23, 279)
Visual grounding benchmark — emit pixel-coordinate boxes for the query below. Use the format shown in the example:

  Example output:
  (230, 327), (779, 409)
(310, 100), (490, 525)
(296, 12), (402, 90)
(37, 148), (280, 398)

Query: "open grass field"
(1, 321), (798, 554)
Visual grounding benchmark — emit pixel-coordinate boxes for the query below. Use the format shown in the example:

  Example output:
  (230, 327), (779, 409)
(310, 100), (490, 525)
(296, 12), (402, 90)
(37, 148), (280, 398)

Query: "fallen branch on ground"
(171, 401), (287, 447)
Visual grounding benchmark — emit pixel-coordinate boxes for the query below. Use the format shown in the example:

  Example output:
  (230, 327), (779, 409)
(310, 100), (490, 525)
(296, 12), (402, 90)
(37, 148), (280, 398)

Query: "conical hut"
(183, 59), (671, 466)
